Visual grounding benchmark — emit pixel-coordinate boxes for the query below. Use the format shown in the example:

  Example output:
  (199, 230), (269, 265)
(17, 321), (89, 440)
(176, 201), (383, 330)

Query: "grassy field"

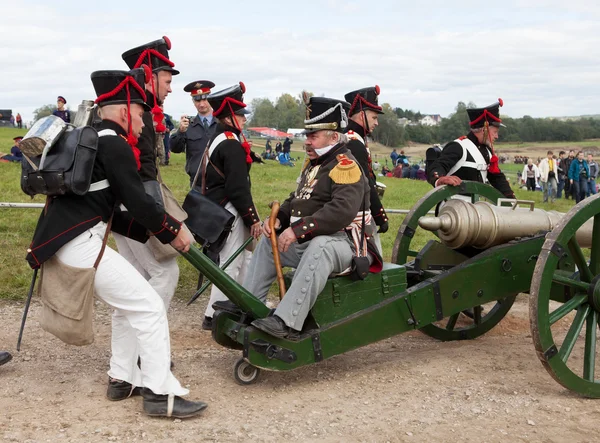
(363, 139), (600, 167)
(0, 128), (585, 300)
(496, 139), (600, 150)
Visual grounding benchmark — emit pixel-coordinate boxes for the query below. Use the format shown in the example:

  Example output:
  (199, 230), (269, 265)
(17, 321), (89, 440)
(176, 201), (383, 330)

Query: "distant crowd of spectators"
(518, 150), (598, 204)
(261, 137), (295, 166)
(378, 148), (426, 181)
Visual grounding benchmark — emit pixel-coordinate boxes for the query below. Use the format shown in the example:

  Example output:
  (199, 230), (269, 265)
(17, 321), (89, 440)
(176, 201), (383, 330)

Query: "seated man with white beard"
(215, 96), (382, 338)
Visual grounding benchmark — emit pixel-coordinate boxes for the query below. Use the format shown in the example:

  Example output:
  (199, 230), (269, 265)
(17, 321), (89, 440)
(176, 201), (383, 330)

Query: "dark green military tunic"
(277, 143), (370, 242)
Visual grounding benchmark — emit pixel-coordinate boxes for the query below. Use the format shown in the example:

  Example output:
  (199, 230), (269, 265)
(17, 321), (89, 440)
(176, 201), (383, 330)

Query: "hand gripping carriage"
(181, 181), (600, 397)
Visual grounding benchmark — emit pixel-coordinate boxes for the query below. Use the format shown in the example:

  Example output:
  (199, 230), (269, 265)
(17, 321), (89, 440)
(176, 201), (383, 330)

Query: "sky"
(1, 1), (599, 124)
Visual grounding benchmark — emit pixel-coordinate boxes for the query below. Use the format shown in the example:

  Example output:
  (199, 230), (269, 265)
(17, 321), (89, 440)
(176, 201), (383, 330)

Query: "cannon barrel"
(418, 198), (593, 249)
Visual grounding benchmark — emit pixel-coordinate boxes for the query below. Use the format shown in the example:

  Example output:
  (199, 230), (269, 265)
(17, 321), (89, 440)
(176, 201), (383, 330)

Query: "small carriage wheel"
(234, 358), (261, 385)
(530, 194), (600, 397)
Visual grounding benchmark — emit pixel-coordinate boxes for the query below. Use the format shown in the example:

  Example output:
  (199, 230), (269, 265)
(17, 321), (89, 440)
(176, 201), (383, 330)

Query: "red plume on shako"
(142, 64), (151, 84)
(92, 68), (151, 170)
(466, 98), (506, 174)
(121, 36), (179, 133)
(207, 82), (253, 163)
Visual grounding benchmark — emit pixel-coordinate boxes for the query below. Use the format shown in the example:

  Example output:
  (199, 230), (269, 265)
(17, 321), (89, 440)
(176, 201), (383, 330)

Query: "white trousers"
(204, 202), (252, 318)
(113, 233), (179, 309)
(55, 222), (187, 396)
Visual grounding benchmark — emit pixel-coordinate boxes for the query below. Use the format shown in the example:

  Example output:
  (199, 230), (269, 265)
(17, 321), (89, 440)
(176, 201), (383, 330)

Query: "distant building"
(397, 118), (409, 127)
(420, 115), (442, 126)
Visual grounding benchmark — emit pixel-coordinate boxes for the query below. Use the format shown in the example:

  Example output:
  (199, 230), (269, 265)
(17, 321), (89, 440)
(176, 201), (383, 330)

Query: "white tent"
(287, 128), (306, 139)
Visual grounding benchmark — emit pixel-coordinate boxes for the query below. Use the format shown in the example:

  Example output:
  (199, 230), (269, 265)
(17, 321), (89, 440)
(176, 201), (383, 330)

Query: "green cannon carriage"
(182, 181), (600, 397)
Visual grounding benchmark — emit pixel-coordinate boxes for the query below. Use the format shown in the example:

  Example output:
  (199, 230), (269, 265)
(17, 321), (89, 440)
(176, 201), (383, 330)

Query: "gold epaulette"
(329, 154), (361, 184)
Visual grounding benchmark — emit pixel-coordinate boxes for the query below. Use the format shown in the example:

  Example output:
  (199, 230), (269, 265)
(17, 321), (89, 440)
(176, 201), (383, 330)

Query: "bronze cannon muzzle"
(418, 198), (593, 249)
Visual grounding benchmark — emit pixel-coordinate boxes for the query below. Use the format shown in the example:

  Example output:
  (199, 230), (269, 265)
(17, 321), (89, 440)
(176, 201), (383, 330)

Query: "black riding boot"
(141, 388), (208, 419)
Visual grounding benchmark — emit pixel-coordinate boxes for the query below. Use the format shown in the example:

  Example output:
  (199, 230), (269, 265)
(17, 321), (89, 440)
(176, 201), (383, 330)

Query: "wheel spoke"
(559, 304), (591, 363)
(584, 311), (598, 382)
(446, 313), (459, 331)
(568, 239), (593, 283)
(549, 295), (587, 325)
(590, 215), (600, 276)
(551, 273), (589, 292)
(473, 306), (483, 325)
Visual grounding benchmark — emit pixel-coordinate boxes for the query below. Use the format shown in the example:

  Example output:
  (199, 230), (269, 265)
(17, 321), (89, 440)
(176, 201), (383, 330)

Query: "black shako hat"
(91, 67), (151, 111)
(184, 80), (215, 101)
(57, 95), (67, 104)
(344, 85), (384, 116)
(208, 82), (250, 118)
(302, 94), (350, 134)
(467, 98), (505, 128)
(122, 36), (180, 75)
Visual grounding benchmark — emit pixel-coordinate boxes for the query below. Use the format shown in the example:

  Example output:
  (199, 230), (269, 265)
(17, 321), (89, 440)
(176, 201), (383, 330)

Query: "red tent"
(248, 127), (292, 138)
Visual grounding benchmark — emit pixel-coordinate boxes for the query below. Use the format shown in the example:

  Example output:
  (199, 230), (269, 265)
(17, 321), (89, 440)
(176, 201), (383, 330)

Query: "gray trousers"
(243, 232), (354, 331)
(370, 219), (383, 257)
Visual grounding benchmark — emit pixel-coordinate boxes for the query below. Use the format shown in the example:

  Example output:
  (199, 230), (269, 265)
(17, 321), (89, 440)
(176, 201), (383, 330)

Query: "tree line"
(401, 102), (600, 146)
(248, 93), (313, 131)
(32, 97), (600, 148)
(248, 96), (600, 147)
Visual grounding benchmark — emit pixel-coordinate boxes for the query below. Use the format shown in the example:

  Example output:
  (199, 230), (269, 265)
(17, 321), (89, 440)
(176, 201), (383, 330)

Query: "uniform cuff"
(241, 205), (260, 227)
(152, 214), (182, 244)
(276, 214), (290, 233)
(373, 208), (389, 226)
(127, 220), (149, 243)
(291, 218), (318, 244)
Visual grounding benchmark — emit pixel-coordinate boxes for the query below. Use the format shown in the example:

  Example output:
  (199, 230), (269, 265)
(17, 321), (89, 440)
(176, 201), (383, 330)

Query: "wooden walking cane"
(268, 201), (286, 299)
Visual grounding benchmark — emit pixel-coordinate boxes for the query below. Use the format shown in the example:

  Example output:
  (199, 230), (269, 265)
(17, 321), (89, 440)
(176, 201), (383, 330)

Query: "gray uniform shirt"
(169, 115), (217, 182)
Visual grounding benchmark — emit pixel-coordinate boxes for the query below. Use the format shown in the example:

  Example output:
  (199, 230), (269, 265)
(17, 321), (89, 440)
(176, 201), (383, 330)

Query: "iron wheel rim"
(530, 193), (600, 397)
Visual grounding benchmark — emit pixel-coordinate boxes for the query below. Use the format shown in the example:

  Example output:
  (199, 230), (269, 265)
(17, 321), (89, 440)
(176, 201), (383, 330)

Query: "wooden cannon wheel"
(530, 193), (600, 397)
(392, 181), (518, 341)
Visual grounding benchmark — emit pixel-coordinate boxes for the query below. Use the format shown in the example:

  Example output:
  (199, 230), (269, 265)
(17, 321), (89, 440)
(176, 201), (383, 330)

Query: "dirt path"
(1, 295), (599, 443)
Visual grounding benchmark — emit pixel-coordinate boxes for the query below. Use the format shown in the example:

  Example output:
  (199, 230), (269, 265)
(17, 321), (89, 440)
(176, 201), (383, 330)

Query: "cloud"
(1, 1), (599, 124)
